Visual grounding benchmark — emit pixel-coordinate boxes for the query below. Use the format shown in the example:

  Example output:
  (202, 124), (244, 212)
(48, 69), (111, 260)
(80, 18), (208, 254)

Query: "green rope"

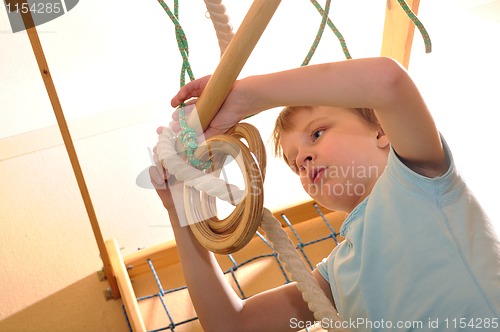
(303, 0), (431, 66)
(396, 0), (432, 53)
(157, 0), (212, 170)
(157, 0), (195, 86)
(304, 0), (352, 65)
(177, 107), (212, 170)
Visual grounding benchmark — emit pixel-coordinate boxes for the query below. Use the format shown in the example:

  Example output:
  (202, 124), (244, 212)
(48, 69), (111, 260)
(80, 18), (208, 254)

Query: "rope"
(177, 106), (213, 170)
(157, 0), (212, 170)
(261, 209), (346, 331)
(156, 127), (245, 204)
(157, 0), (194, 87)
(305, 0), (352, 65)
(304, 0), (431, 64)
(396, 0), (432, 53)
(203, 0), (235, 56)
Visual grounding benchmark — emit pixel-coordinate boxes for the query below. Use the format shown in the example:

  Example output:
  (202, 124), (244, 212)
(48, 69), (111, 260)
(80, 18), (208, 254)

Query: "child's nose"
(296, 153), (315, 170)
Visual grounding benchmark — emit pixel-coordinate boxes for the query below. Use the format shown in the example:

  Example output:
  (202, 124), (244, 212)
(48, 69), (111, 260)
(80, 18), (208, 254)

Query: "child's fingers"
(157, 121), (180, 134)
(149, 166), (166, 189)
(169, 121), (181, 133)
(170, 75), (211, 107)
(171, 103), (196, 121)
(153, 151), (170, 181)
(171, 108), (178, 121)
(184, 99), (197, 107)
(152, 138), (176, 185)
(171, 86), (194, 107)
(153, 152), (163, 177)
(156, 126), (167, 135)
(170, 88), (187, 107)
(156, 124), (182, 137)
(170, 103), (197, 135)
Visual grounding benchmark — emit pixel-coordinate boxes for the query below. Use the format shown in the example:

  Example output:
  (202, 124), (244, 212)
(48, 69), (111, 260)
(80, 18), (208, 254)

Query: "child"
(150, 57), (500, 331)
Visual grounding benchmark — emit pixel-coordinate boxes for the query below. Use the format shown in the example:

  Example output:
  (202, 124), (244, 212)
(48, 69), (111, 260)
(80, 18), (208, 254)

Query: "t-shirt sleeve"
(385, 134), (461, 198)
(316, 257), (329, 282)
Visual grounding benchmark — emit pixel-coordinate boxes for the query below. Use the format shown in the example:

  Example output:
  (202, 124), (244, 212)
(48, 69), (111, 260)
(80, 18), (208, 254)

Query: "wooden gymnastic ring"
(186, 123), (266, 254)
(225, 123), (267, 182)
(204, 124), (266, 234)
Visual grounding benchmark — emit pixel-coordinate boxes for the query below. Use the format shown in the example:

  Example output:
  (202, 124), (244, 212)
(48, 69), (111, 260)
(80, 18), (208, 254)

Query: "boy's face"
(280, 106), (389, 212)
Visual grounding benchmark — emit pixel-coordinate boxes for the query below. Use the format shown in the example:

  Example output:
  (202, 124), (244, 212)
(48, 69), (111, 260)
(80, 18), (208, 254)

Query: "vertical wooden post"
(106, 240), (147, 331)
(15, 0), (120, 299)
(380, 0), (421, 69)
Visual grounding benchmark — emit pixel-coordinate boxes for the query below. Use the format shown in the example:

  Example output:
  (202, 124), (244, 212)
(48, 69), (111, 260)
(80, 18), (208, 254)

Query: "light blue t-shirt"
(317, 138), (500, 331)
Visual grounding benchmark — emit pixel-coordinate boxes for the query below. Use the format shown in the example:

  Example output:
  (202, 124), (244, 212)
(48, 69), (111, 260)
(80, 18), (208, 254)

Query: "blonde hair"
(272, 106), (381, 164)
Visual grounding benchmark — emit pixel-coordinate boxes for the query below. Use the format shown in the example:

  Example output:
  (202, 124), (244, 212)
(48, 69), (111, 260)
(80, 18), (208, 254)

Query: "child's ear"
(376, 130), (390, 149)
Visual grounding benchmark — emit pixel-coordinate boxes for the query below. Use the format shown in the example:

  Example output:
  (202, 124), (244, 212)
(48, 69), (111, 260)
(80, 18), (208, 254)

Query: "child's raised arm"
(172, 57), (448, 178)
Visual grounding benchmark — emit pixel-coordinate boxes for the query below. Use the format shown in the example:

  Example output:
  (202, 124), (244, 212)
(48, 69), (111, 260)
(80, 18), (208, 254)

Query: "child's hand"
(170, 75), (253, 139)
(149, 164), (176, 211)
(171, 75), (211, 108)
(150, 131), (179, 211)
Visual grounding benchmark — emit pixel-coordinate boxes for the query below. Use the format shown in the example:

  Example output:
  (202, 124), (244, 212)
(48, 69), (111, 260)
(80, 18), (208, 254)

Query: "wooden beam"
(16, 0), (120, 299)
(106, 240), (146, 332)
(380, 0), (421, 69)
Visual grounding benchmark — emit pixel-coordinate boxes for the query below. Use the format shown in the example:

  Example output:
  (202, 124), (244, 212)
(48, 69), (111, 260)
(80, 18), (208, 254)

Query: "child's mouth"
(310, 167), (327, 184)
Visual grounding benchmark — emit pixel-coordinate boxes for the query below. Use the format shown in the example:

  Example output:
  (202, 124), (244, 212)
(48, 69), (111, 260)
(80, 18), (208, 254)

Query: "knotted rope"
(156, 123), (266, 254)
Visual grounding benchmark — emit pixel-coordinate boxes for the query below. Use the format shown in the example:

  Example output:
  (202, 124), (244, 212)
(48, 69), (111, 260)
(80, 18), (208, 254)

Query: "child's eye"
(311, 128), (325, 142)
